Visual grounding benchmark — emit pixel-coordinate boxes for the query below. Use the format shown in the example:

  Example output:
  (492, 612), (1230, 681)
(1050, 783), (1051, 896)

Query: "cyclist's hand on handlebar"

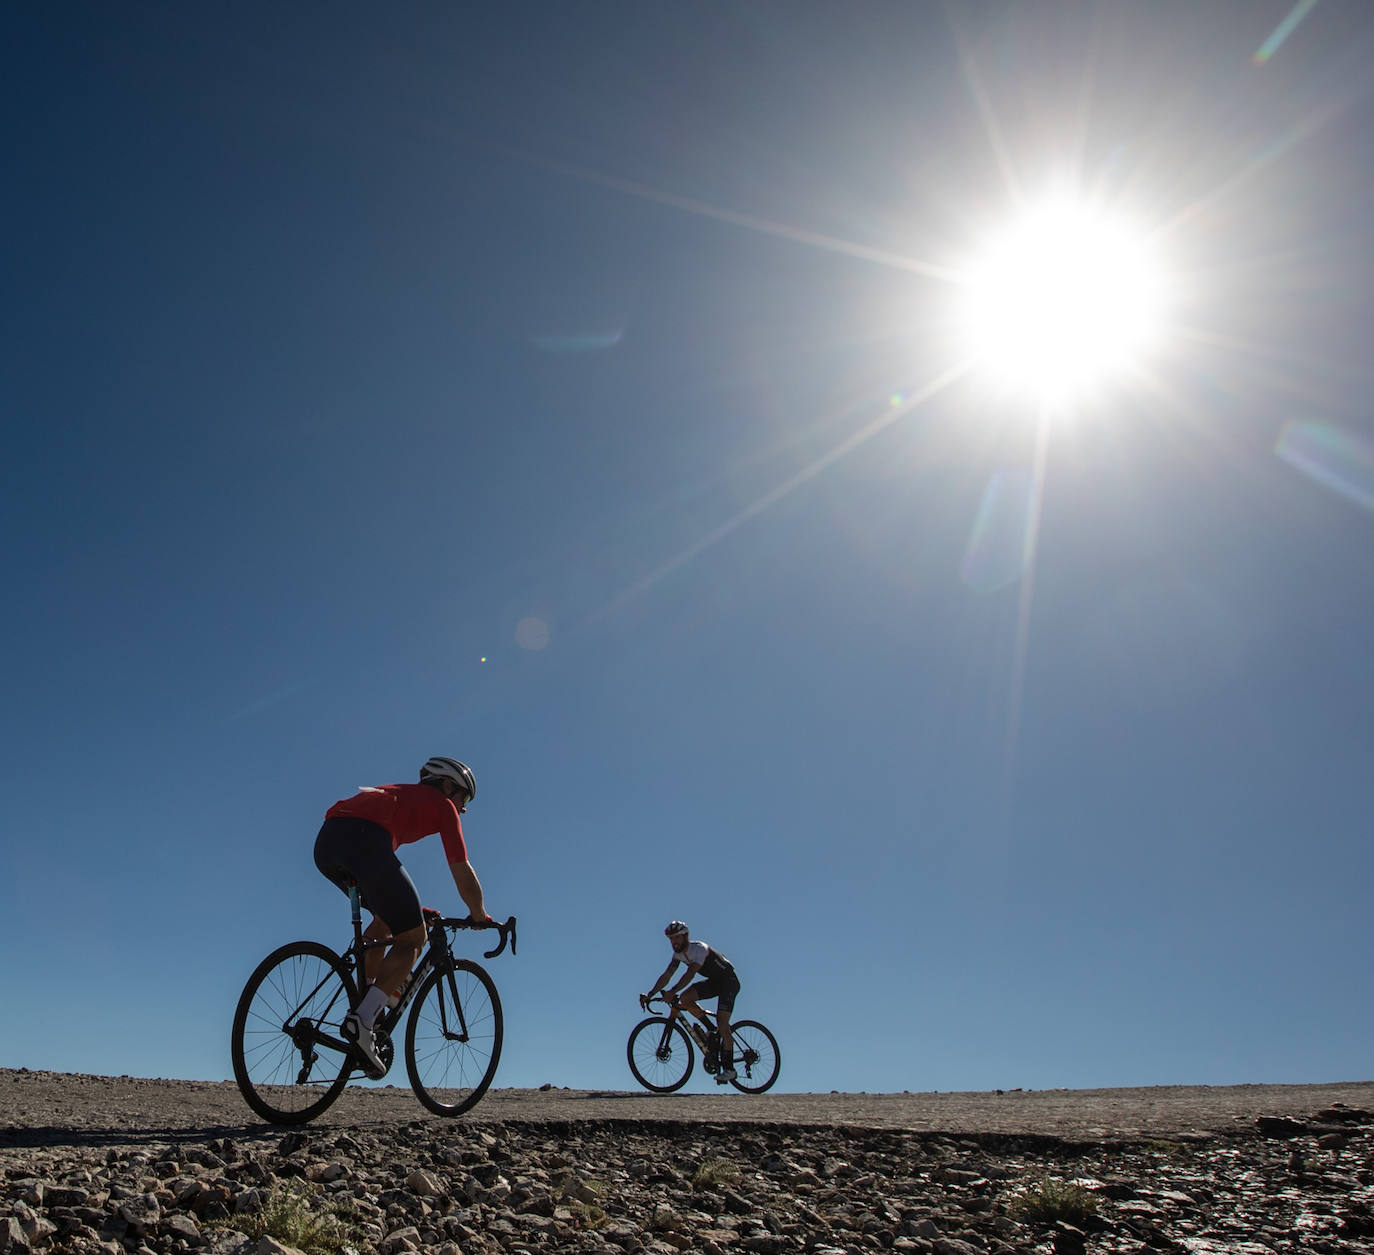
(466, 911), (493, 925)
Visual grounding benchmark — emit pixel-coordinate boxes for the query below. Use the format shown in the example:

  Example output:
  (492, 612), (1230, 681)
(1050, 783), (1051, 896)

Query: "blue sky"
(4, 1), (1373, 1097)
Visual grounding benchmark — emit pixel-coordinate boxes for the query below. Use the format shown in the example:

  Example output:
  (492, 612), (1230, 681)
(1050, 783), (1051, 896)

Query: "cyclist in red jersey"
(313, 755), (491, 1076)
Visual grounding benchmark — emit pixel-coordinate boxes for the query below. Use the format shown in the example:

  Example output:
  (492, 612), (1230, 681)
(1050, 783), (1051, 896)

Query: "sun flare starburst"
(958, 196), (1167, 402)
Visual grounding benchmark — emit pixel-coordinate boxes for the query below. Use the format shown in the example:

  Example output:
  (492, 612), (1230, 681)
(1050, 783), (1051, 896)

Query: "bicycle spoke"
(626, 1017), (694, 1092)
(232, 943), (356, 1123)
(406, 961), (503, 1116)
(726, 1020), (780, 1093)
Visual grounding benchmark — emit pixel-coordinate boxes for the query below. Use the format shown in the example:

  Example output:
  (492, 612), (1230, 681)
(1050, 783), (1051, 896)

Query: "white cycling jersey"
(673, 940), (736, 982)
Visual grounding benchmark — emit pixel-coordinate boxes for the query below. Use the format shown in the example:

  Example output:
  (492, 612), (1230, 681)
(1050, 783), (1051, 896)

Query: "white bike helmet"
(420, 756), (476, 808)
(664, 920), (689, 939)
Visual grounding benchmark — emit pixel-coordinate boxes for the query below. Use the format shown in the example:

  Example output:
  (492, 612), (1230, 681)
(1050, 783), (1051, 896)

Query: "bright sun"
(958, 196), (1166, 402)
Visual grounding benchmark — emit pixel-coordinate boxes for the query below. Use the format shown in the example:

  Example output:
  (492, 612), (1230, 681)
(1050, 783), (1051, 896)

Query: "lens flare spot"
(515, 616), (551, 651)
(530, 329), (625, 353)
(1254, 0), (1320, 66)
(527, 280), (633, 353)
(1277, 420), (1374, 513)
(961, 468), (1034, 593)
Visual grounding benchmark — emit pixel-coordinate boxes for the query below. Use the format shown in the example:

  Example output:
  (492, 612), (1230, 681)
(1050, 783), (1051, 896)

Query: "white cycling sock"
(356, 984), (389, 1029)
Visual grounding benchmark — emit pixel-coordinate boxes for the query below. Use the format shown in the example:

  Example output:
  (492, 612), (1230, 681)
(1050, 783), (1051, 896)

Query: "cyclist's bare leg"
(362, 917), (392, 985)
(677, 991), (711, 1037)
(716, 1005), (734, 1067)
(363, 920), (426, 1006)
(680, 989), (733, 1067)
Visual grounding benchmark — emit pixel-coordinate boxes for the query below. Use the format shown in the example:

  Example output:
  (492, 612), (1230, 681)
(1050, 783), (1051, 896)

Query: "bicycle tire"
(626, 1016), (694, 1093)
(728, 1019), (780, 1093)
(405, 959), (503, 1117)
(231, 940), (358, 1124)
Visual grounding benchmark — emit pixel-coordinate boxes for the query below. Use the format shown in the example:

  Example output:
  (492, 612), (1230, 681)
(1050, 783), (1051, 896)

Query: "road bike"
(231, 887), (516, 1124)
(627, 993), (780, 1093)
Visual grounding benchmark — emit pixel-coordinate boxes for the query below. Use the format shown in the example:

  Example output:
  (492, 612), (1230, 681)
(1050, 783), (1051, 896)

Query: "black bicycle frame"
(345, 887), (474, 1044)
(657, 1000), (760, 1074)
(261, 890), (512, 1092)
(659, 1009), (715, 1060)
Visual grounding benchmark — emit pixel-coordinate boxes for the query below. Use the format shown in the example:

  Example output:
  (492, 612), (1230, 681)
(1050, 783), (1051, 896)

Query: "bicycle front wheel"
(231, 941), (358, 1124)
(405, 959), (503, 1117)
(626, 1017), (694, 1093)
(728, 1019), (780, 1093)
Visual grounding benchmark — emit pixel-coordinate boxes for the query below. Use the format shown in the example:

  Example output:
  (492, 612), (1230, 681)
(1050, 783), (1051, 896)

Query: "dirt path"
(5, 1069), (1372, 1148)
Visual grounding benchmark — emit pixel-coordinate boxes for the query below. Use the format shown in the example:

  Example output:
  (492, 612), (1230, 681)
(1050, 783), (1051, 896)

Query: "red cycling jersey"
(325, 783), (468, 865)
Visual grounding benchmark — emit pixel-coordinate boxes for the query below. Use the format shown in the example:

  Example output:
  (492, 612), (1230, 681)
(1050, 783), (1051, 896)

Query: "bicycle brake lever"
(483, 915), (517, 959)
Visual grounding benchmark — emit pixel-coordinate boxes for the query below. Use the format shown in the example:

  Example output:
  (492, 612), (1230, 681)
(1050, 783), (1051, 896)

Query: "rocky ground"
(3, 1072), (1374, 1255)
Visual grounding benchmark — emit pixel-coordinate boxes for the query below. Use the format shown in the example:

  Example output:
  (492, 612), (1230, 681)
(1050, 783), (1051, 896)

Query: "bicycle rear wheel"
(231, 941), (358, 1124)
(405, 959), (503, 1116)
(728, 1019), (780, 1093)
(626, 1017), (694, 1093)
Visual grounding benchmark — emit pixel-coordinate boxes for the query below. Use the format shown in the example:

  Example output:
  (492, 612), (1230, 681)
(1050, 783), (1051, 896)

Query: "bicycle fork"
(370, 935), (474, 1045)
(428, 964), (474, 1043)
(663, 1011), (715, 1068)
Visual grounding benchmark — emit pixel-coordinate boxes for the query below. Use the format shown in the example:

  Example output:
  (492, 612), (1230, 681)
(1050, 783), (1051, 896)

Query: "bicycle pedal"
(351, 1049), (386, 1080)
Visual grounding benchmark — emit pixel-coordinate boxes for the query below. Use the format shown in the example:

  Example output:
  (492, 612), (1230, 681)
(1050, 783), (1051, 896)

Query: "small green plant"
(565, 1199), (611, 1230)
(691, 1158), (741, 1192)
(214, 1179), (370, 1255)
(1008, 1175), (1098, 1226)
(556, 1175), (611, 1229)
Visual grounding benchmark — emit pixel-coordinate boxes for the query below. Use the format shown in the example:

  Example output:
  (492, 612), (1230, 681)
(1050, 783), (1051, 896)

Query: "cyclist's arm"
(647, 958), (680, 995)
(449, 858), (490, 923)
(664, 961), (701, 996)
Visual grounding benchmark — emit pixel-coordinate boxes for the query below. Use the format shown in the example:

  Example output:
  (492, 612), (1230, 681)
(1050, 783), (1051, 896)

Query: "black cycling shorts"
(689, 975), (740, 1018)
(313, 816), (424, 934)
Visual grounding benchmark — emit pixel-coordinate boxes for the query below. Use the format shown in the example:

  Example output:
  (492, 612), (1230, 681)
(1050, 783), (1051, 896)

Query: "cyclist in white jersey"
(643, 921), (740, 1084)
